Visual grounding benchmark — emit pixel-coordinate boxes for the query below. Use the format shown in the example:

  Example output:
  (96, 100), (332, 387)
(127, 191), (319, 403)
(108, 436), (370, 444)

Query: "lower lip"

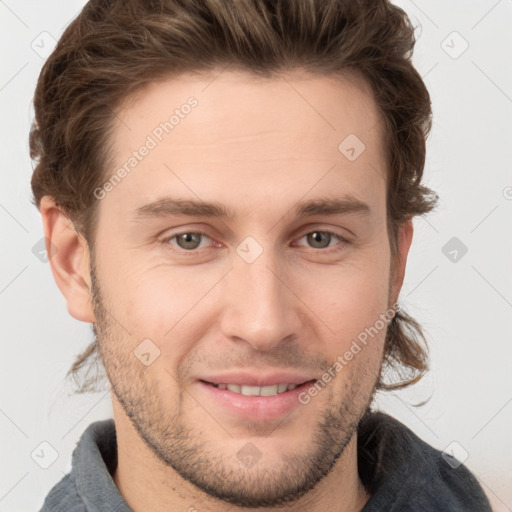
(196, 380), (316, 422)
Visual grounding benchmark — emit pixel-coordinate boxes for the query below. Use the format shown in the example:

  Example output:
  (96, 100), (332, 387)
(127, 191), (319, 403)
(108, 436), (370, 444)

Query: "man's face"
(90, 69), (403, 507)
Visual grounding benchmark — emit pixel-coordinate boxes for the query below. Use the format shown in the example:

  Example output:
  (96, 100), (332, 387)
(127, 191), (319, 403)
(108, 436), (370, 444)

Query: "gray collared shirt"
(39, 411), (492, 511)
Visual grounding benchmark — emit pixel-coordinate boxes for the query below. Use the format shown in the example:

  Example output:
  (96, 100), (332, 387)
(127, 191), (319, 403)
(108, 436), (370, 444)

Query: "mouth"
(200, 379), (316, 397)
(197, 379), (317, 422)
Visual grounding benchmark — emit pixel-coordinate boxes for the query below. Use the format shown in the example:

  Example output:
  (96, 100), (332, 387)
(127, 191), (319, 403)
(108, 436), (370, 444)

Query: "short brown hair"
(30, 0), (438, 394)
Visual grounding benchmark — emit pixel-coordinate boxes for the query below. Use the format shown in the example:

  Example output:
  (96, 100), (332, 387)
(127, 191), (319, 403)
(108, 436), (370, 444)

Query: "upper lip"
(199, 371), (317, 387)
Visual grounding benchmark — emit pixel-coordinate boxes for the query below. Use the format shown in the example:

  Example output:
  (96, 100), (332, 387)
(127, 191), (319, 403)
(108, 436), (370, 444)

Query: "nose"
(219, 247), (303, 352)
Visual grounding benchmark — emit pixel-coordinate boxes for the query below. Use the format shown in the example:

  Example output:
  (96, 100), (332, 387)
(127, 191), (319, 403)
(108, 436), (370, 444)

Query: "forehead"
(104, 69), (386, 220)
(112, 68), (382, 150)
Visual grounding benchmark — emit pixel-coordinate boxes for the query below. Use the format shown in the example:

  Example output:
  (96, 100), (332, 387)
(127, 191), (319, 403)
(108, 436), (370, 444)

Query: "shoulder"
(39, 472), (86, 512)
(38, 418), (119, 512)
(358, 411), (492, 512)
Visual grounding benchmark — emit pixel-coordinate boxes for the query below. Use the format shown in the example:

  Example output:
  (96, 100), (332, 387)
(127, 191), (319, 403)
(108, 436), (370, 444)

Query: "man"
(31, 0), (492, 510)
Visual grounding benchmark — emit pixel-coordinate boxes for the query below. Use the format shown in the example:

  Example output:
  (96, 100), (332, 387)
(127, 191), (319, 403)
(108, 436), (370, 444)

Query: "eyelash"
(161, 229), (351, 256)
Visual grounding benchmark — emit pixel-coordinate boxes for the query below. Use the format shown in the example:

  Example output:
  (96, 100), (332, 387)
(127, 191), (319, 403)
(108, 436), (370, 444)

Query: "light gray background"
(1, 1), (511, 511)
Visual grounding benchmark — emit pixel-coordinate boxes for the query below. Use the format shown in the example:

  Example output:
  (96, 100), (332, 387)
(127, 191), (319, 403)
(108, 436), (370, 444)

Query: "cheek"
(300, 248), (391, 356)
(106, 263), (218, 350)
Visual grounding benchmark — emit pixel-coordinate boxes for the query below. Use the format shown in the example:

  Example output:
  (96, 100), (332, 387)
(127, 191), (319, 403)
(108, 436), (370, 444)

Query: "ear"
(39, 196), (95, 323)
(389, 220), (414, 306)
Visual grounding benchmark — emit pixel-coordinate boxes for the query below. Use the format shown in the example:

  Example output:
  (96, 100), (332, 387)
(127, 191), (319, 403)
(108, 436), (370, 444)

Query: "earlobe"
(39, 196), (95, 323)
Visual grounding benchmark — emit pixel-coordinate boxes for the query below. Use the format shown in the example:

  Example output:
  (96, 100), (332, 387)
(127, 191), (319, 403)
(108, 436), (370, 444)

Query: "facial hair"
(89, 253), (381, 508)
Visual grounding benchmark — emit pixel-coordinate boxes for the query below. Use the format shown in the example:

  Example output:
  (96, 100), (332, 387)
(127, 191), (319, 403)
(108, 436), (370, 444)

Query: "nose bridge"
(220, 241), (300, 350)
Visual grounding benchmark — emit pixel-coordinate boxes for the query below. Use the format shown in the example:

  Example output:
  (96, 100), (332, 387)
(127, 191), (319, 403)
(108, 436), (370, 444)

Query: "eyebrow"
(134, 195), (371, 222)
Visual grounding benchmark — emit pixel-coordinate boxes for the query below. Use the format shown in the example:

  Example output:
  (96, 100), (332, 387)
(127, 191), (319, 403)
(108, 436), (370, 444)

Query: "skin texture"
(41, 69), (413, 512)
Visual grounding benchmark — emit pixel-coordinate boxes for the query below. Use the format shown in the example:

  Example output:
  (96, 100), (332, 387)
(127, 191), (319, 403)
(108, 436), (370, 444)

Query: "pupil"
(179, 233), (200, 250)
(308, 231), (329, 248)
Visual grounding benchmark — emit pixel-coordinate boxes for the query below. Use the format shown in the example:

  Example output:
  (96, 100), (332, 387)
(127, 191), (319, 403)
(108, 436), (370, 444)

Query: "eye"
(295, 230), (348, 252)
(162, 229), (350, 255)
(164, 231), (214, 252)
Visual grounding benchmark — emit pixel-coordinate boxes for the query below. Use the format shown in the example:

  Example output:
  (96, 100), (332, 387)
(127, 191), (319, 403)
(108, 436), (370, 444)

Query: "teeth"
(218, 383), (300, 396)
(260, 385), (279, 396)
(240, 385), (263, 396)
